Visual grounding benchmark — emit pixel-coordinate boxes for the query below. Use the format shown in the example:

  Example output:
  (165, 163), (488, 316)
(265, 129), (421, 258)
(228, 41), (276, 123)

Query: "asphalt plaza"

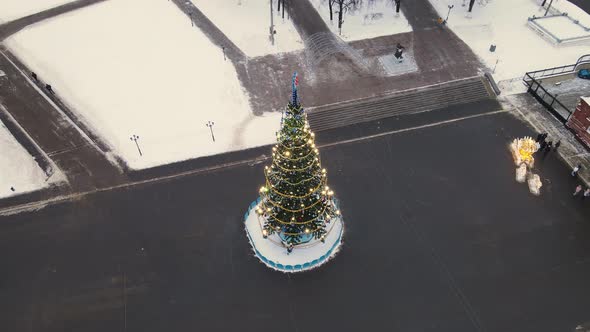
(1, 106), (590, 332)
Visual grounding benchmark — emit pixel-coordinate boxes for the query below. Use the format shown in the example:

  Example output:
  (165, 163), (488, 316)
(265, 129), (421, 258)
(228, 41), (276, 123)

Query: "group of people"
(535, 132), (560, 155)
(31, 71), (54, 94)
(535, 133), (590, 198)
(571, 164), (589, 198)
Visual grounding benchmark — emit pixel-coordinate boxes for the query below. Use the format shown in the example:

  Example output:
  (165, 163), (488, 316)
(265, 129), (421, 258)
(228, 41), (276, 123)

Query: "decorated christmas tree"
(255, 72), (341, 247)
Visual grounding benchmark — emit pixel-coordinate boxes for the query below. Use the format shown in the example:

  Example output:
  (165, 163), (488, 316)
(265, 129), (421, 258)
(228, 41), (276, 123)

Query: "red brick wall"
(567, 98), (590, 148)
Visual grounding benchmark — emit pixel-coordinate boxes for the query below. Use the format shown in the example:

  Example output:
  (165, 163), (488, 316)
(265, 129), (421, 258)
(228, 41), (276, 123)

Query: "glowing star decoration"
(509, 136), (542, 195)
(510, 136), (539, 167)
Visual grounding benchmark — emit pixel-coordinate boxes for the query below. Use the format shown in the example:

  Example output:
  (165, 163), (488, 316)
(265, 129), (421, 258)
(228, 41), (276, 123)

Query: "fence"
(522, 54), (590, 123)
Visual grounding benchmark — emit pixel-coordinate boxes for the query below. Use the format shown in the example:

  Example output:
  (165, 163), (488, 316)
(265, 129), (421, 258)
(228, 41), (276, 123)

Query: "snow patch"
(190, 0), (303, 57)
(6, 0), (282, 170)
(428, 0), (590, 81)
(244, 200), (344, 272)
(0, 119), (51, 198)
(310, 0), (412, 41)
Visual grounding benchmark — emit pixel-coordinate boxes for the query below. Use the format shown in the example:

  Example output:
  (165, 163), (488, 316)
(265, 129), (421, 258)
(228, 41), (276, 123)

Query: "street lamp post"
(206, 121), (215, 142)
(130, 134), (142, 156)
(492, 59), (499, 74)
(445, 5), (454, 24)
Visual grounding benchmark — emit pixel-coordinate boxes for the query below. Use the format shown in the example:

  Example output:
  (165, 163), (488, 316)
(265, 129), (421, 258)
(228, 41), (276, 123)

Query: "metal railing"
(523, 73), (572, 123)
(522, 54), (590, 123)
(523, 54), (590, 82)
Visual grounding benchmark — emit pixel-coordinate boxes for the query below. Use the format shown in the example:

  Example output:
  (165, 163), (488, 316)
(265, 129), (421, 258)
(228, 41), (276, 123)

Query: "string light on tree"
(244, 71), (345, 272)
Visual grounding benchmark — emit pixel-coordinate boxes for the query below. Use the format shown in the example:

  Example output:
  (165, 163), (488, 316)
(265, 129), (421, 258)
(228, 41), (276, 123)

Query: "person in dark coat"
(536, 133), (544, 142)
(574, 184), (583, 196)
(45, 84), (53, 94)
(544, 141), (552, 153)
(31, 72), (38, 82)
(539, 139), (547, 152)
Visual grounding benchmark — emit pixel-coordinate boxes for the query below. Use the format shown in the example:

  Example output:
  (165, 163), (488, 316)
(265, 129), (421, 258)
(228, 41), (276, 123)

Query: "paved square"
(1, 109), (589, 331)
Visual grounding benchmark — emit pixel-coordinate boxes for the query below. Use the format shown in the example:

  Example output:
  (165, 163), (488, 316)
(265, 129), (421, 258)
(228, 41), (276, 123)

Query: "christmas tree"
(256, 72), (341, 247)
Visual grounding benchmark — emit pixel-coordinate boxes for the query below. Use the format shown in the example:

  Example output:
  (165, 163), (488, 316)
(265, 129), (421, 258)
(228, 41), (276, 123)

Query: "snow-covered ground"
(6, 0), (281, 170)
(0, 118), (51, 198)
(244, 202), (344, 272)
(191, 0), (303, 57)
(310, 0), (412, 41)
(0, 0), (75, 23)
(534, 15), (590, 40)
(427, 0), (590, 81)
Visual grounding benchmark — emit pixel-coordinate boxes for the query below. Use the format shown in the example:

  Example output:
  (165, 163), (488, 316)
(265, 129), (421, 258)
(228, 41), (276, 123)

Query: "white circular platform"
(244, 199), (344, 273)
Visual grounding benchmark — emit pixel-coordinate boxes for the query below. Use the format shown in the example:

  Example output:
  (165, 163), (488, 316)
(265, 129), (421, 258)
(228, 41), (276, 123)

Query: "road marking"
(0, 109), (505, 216)
(320, 109), (506, 149)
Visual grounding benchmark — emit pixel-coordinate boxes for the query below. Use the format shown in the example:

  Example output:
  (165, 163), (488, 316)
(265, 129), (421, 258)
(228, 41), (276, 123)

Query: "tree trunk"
(277, 0), (281, 11)
(396, 0), (400, 13)
(282, 0), (285, 19)
(338, 1), (343, 35)
(329, 0), (334, 21)
(468, 0), (475, 12)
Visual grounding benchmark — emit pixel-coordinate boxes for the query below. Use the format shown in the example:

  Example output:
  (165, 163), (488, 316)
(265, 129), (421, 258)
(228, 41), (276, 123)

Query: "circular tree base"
(244, 200), (344, 273)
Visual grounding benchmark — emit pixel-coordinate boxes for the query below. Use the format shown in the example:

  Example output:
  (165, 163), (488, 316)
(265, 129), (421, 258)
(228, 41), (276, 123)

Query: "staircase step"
(307, 77), (493, 132)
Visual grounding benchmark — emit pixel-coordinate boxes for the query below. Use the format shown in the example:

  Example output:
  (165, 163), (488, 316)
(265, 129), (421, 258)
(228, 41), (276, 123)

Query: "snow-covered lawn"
(0, 118), (50, 198)
(310, 0), (412, 41)
(6, 0), (281, 170)
(427, 0), (590, 81)
(534, 15), (590, 40)
(0, 0), (75, 23)
(191, 0), (303, 57)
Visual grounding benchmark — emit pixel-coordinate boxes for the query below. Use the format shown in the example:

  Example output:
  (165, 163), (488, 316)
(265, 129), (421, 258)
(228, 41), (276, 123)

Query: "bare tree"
(282, 0), (287, 19)
(335, 0), (361, 35)
(327, 0), (336, 22)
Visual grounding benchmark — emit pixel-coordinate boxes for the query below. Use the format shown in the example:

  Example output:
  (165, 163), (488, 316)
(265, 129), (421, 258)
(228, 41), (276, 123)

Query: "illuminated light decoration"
(509, 136), (542, 195)
(246, 72), (344, 273)
(510, 136), (538, 167)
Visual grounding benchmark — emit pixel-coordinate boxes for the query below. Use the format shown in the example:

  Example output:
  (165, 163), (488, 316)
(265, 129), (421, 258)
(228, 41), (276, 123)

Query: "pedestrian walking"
(584, 188), (590, 198)
(554, 140), (560, 150)
(45, 84), (54, 94)
(394, 42), (405, 62)
(31, 71), (38, 82)
(287, 244), (293, 254)
(572, 164), (582, 177)
(574, 184), (583, 196)
(536, 133), (544, 142)
(10, 186), (15, 192)
(542, 133), (548, 141)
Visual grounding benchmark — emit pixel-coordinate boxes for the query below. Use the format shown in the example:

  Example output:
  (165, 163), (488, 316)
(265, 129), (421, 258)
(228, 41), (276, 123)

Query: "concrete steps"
(307, 77), (493, 132)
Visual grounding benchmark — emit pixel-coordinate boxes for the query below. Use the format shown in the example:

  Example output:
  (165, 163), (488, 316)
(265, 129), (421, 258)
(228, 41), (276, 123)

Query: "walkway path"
(0, 0), (108, 41)
(0, 50), (125, 194)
